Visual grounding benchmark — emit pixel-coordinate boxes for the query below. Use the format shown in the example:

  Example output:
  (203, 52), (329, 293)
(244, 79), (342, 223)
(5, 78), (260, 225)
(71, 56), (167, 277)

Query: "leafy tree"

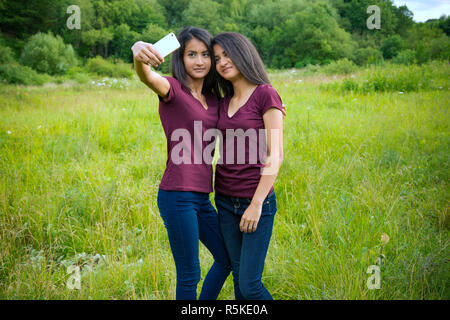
(429, 35), (450, 60)
(140, 24), (170, 44)
(182, 0), (223, 34)
(81, 27), (113, 58)
(272, 1), (356, 67)
(406, 23), (447, 63)
(0, 0), (61, 38)
(132, 0), (167, 31)
(381, 35), (404, 59)
(426, 15), (450, 36)
(157, 0), (190, 28)
(110, 24), (140, 62)
(20, 32), (78, 75)
(219, 0), (248, 18)
(394, 5), (414, 36)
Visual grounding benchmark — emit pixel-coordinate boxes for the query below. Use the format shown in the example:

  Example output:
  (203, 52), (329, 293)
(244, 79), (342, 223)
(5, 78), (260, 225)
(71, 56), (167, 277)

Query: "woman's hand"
(131, 41), (164, 68)
(281, 104), (287, 118)
(240, 202), (263, 233)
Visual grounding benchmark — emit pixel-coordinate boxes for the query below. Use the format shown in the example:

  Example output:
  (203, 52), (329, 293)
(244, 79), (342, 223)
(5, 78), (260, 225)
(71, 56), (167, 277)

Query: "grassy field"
(0, 62), (449, 299)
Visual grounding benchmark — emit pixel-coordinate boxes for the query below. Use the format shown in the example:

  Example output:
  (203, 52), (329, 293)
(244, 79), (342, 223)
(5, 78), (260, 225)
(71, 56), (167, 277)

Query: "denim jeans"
(157, 189), (231, 300)
(215, 190), (277, 300)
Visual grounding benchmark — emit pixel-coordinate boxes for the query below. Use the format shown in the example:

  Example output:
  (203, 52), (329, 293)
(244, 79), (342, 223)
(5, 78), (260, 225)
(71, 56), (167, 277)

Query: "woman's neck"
(231, 76), (257, 99)
(187, 76), (204, 97)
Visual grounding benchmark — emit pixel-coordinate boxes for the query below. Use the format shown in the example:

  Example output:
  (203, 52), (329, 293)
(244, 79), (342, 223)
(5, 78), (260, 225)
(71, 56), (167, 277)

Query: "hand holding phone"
(153, 33), (180, 58)
(131, 33), (180, 67)
(131, 41), (163, 67)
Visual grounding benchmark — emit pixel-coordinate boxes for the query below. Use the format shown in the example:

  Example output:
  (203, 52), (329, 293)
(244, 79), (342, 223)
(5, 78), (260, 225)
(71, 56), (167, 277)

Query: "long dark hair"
(171, 27), (220, 99)
(212, 32), (270, 98)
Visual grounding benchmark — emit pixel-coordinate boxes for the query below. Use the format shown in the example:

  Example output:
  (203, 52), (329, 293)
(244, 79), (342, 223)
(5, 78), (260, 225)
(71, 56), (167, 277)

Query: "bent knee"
(177, 269), (201, 287)
(239, 279), (263, 300)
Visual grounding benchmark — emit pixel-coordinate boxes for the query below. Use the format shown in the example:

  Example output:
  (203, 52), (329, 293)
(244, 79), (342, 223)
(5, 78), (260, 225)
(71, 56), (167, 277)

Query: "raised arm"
(131, 41), (170, 99)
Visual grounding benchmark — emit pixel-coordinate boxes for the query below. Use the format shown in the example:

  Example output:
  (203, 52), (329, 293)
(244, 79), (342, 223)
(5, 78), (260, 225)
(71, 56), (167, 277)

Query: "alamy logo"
(367, 5), (381, 30)
(366, 265), (381, 289)
(67, 5), (81, 30)
(66, 265), (81, 290)
(170, 121), (281, 175)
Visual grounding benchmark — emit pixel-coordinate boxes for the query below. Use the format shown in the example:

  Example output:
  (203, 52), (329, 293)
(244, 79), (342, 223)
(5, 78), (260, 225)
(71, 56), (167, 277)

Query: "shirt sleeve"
(158, 76), (181, 104)
(258, 85), (283, 116)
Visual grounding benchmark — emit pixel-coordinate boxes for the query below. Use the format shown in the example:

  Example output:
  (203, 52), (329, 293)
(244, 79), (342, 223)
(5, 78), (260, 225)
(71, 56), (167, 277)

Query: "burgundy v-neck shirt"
(158, 76), (219, 193)
(215, 84), (283, 198)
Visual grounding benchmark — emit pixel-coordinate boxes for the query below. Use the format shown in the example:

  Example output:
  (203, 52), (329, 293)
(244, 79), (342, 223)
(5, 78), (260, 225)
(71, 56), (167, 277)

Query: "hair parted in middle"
(212, 32), (270, 98)
(171, 26), (220, 99)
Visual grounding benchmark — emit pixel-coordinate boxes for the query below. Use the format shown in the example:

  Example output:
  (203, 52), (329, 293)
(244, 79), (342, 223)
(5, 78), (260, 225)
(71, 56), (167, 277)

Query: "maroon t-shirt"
(215, 84), (283, 198)
(158, 76), (219, 193)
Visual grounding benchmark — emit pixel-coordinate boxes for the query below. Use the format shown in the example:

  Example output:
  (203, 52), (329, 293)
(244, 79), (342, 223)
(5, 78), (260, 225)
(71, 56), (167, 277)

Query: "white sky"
(392, 0), (450, 22)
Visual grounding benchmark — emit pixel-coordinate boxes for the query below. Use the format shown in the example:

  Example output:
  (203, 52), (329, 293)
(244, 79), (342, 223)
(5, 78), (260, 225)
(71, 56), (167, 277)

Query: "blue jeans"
(215, 190), (277, 300)
(157, 189), (231, 300)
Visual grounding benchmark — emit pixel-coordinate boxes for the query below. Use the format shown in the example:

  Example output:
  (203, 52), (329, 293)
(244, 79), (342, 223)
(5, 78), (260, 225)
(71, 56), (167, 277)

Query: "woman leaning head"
(212, 32), (270, 97)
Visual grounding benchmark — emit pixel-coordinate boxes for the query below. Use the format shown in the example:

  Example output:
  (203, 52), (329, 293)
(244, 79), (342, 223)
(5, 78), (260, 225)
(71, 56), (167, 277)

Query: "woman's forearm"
(131, 41), (170, 96)
(134, 56), (153, 86)
(251, 155), (283, 206)
(251, 110), (284, 205)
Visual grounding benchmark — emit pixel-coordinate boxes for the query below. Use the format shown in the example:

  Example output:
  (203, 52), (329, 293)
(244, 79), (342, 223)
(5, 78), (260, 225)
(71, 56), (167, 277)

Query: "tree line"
(0, 0), (449, 74)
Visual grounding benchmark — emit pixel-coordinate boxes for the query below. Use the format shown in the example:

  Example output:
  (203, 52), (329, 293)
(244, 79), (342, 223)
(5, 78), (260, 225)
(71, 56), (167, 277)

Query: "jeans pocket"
(261, 192), (276, 216)
(261, 201), (271, 216)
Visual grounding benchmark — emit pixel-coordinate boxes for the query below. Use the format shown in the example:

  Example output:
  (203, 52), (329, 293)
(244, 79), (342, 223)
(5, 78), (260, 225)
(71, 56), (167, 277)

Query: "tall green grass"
(0, 62), (449, 299)
(321, 61), (449, 93)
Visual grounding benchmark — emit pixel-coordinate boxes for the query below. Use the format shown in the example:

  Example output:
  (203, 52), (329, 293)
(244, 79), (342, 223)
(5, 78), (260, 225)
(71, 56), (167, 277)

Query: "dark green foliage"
(381, 35), (404, 59)
(0, 0), (448, 83)
(0, 0), (60, 38)
(426, 15), (450, 36)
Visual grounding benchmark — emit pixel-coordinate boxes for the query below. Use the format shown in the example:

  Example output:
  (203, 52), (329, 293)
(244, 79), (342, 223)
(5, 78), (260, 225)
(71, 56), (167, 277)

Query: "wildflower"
(7, 130), (11, 134)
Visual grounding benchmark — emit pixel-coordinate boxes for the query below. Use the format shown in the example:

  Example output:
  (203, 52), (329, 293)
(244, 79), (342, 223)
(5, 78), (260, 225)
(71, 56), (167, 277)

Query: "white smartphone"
(153, 33), (180, 58)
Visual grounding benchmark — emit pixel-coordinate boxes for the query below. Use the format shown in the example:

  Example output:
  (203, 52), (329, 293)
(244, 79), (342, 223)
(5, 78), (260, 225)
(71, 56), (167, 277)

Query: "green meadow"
(0, 62), (449, 299)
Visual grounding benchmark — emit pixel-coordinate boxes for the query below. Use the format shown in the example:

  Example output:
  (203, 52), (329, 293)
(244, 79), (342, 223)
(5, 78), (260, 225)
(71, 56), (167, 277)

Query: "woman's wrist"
(250, 198), (264, 207)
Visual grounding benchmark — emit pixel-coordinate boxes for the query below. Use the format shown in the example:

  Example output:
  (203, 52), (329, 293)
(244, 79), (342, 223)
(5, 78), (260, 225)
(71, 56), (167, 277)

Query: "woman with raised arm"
(212, 32), (284, 300)
(131, 27), (231, 300)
